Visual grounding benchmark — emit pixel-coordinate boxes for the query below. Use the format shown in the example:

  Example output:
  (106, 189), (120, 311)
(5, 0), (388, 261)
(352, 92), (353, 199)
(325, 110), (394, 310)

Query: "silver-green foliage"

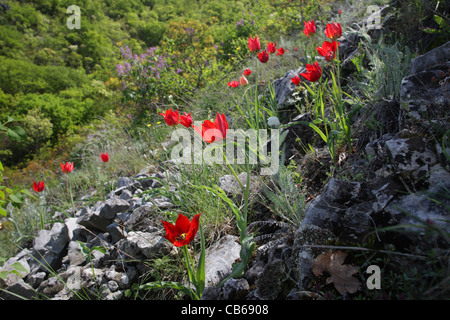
(263, 166), (305, 227)
(349, 26), (415, 102)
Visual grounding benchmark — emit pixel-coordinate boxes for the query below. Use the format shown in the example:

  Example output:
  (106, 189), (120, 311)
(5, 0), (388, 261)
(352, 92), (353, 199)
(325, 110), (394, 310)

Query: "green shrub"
(21, 108), (54, 154)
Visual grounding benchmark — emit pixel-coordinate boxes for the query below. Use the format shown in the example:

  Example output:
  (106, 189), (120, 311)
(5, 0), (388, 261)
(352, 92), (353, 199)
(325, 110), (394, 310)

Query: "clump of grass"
(163, 160), (240, 245)
(0, 112), (158, 261)
(263, 164), (306, 227)
(358, 215), (449, 300)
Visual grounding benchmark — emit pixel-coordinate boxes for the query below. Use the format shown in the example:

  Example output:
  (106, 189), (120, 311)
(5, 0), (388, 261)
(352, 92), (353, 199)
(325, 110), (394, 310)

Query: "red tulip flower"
(276, 47), (285, 56)
(243, 69), (252, 76)
(227, 81), (239, 88)
(159, 108), (180, 126)
(248, 36), (261, 52)
(180, 112), (193, 128)
(257, 50), (269, 63)
(33, 180), (45, 192)
(100, 152), (109, 163)
(162, 213), (201, 247)
(60, 162), (74, 174)
(193, 112), (229, 143)
(267, 42), (277, 54)
(324, 21), (342, 40)
(317, 40), (339, 61)
(291, 75), (301, 86)
(303, 19), (316, 37)
(300, 61), (322, 82)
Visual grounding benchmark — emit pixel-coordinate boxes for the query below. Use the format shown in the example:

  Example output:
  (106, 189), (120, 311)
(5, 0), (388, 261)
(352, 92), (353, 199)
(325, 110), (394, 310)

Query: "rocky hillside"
(0, 2), (449, 302)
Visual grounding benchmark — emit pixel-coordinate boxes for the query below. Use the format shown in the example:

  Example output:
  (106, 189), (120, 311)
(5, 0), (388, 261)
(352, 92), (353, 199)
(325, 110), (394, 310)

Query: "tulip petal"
(174, 214), (191, 234)
(184, 213), (201, 243)
(215, 113), (228, 138)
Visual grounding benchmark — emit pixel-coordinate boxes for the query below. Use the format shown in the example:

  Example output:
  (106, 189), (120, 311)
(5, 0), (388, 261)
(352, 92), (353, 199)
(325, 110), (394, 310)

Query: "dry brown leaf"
(312, 250), (362, 295)
(311, 249), (333, 277)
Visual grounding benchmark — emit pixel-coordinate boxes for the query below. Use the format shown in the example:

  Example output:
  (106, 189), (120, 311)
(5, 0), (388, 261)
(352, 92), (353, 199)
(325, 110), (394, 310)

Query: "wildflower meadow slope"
(0, 0), (449, 304)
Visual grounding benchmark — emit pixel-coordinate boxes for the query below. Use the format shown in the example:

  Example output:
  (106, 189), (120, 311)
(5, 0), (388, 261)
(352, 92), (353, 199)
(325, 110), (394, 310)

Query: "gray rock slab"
(99, 199), (131, 220)
(0, 279), (36, 300)
(204, 235), (241, 287)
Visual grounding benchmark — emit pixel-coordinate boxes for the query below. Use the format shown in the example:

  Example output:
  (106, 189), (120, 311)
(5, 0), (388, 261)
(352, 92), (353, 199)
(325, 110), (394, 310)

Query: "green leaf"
(0, 123), (8, 132)
(6, 128), (22, 141)
(8, 193), (24, 204)
(0, 270), (9, 280)
(279, 128), (289, 146)
(77, 241), (91, 256)
(139, 281), (199, 300)
(10, 262), (28, 274)
(219, 238), (255, 286)
(423, 28), (440, 34)
(196, 223), (206, 296)
(21, 188), (36, 200)
(0, 208), (6, 217)
(308, 122), (328, 143)
(90, 246), (106, 254)
(433, 15), (449, 31)
(0, 262), (28, 280)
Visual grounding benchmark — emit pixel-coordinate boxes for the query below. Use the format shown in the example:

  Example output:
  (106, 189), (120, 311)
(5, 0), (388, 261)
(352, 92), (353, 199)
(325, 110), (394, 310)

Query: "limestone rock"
(204, 235), (241, 287)
(99, 199), (131, 220)
(0, 279), (36, 300)
(117, 231), (171, 260)
(273, 67), (306, 110)
(302, 178), (372, 240)
(77, 207), (112, 233)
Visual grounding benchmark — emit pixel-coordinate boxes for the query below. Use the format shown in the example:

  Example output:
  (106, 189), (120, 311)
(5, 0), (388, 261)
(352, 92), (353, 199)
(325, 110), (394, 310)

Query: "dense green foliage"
(0, 0), (328, 259)
(0, 0), (323, 168)
(1, 0), (448, 300)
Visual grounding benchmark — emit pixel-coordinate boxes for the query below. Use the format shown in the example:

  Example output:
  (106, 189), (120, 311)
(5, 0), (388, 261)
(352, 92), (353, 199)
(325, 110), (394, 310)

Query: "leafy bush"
(0, 57), (89, 95)
(21, 108), (54, 154)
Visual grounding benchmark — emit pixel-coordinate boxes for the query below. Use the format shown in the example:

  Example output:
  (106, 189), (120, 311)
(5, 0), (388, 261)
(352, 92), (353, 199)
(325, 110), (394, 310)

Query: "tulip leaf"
(196, 223), (206, 296)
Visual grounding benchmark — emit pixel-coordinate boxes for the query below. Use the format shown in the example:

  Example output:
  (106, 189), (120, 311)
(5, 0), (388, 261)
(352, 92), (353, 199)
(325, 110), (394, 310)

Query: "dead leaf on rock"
(311, 250), (332, 277)
(312, 250), (362, 295)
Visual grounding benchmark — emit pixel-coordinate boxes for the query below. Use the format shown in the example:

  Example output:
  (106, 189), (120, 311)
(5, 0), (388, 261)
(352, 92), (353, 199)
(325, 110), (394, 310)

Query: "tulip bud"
(239, 75), (249, 86)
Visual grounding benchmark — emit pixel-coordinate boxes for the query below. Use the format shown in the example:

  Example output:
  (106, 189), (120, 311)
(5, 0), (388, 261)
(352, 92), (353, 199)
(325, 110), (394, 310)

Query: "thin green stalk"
(67, 176), (75, 216)
(181, 245), (196, 289)
(331, 46), (352, 151)
(292, 78), (338, 162)
(179, 223), (205, 300)
(38, 195), (44, 230)
(223, 150), (245, 196)
(254, 78), (260, 131)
